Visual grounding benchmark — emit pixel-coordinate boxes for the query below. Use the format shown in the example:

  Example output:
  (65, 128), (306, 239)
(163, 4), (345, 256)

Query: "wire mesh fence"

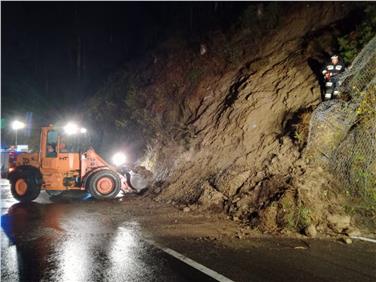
(338, 35), (376, 97)
(307, 35), (376, 196)
(331, 119), (376, 202)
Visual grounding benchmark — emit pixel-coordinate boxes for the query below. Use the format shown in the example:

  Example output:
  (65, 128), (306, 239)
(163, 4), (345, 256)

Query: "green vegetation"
(345, 122), (376, 214)
(347, 83), (376, 214)
(291, 111), (311, 147)
(279, 192), (312, 232)
(355, 85), (376, 120)
(338, 5), (376, 64)
(296, 206), (312, 230)
(293, 131), (305, 145)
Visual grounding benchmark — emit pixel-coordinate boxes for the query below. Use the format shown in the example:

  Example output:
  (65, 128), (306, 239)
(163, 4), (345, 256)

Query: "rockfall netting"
(307, 35), (376, 197)
(338, 35), (376, 96)
(332, 120), (376, 202)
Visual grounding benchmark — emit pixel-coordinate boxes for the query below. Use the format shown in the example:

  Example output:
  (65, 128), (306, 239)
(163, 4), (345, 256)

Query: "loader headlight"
(112, 152), (127, 166)
(64, 122), (79, 135)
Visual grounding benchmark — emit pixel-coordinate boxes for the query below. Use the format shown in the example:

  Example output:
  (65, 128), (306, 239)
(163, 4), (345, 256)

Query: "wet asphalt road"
(1, 181), (376, 282)
(0, 185), (218, 282)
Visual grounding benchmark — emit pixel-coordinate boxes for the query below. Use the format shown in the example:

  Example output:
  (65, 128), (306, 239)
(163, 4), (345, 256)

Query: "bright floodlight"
(11, 120), (25, 130)
(80, 127), (87, 134)
(64, 122), (79, 135)
(112, 152), (127, 166)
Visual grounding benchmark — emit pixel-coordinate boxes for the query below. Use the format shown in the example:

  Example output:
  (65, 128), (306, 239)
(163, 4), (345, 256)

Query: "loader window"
(46, 130), (58, 158)
(60, 135), (78, 153)
(60, 134), (89, 153)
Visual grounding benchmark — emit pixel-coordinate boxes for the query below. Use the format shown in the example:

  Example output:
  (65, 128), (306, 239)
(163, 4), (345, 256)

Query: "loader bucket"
(128, 172), (149, 192)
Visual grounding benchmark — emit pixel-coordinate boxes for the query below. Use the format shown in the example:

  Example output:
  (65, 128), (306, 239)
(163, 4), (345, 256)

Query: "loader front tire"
(9, 167), (42, 202)
(88, 170), (121, 200)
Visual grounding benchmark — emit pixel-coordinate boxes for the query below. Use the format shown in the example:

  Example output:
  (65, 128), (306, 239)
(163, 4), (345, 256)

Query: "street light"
(11, 120), (26, 146)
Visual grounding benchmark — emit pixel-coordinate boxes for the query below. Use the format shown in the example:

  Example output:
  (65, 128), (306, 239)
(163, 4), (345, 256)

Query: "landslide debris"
(88, 3), (375, 237)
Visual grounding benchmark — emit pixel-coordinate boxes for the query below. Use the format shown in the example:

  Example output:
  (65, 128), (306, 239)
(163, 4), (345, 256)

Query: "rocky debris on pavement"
(340, 237), (353, 244)
(345, 227), (361, 237)
(327, 214), (351, 233)
(153, 187), (162, 194)
(197, 181), (225, 212)
(183, 207), (191, 212)
(304, 224), (317, 238)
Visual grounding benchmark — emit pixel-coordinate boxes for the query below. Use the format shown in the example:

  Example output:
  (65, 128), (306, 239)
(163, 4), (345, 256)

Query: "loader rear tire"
(88, 170), (121, 200)
(9, 167), (42, 202)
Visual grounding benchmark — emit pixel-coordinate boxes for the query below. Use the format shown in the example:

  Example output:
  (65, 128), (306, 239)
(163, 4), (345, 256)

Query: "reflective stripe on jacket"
(322, 63), (345, 76)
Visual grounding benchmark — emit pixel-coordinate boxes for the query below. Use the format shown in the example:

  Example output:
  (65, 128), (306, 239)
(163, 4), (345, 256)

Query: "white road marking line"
(351, 236), (376, 244)
(144, 238), (235, 282)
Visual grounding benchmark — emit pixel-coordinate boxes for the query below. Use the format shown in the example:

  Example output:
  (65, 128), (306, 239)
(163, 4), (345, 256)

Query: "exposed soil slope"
(89, 3), (374, 237)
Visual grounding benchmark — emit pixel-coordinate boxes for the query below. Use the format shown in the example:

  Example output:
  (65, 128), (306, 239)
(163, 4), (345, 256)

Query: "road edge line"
(351, 236), (376, 244)
(144, 238), (235, 282)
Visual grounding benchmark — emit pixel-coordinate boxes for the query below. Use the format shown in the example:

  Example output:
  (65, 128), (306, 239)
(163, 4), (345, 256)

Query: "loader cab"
(39, 125), (89, 190)
(41, 127), (89, 156)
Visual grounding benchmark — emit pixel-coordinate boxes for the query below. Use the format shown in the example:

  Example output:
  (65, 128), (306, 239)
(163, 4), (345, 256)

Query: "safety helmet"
(331, 54), (339, 60)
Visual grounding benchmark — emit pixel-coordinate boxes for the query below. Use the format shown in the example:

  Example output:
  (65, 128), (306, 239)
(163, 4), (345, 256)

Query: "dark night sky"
(2, 1), (247, 124)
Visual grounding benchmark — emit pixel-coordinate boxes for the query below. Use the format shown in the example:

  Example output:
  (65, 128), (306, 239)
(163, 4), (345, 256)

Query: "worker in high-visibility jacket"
(322, 55), (345, 100)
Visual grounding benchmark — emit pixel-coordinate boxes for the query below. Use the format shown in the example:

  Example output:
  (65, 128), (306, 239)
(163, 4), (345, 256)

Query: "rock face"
(89, 3), (364, 233)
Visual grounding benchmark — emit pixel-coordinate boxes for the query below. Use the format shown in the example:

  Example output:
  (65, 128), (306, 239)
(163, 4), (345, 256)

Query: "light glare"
(112, 152), (127, 166)
(64, 122), (79, 135)
(11, 120), (25, 130)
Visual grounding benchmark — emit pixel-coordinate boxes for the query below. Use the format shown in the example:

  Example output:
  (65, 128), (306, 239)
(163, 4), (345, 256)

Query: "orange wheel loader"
(7, 124), (149, 202)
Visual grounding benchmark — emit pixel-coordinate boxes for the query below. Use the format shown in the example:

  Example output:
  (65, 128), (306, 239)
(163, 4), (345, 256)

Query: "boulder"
(304, 224), (317, 238)
(198, 182), (225, 212)
(327, 214), (351, 233)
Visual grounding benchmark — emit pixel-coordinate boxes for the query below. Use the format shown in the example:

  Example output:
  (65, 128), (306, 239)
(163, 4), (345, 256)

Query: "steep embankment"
(89, 3), (373, 237)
